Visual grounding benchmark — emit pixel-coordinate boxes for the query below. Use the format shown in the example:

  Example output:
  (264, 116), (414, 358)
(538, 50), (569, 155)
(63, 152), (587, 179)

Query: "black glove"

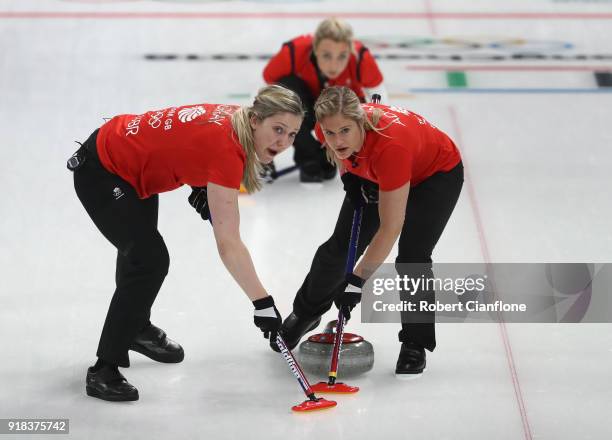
(334, 273), (366, 322)
(259, 161), (277, 183)
(188, 186), (211, 221)
(341, 173), (379, 208)
(253, 295), (282, 341)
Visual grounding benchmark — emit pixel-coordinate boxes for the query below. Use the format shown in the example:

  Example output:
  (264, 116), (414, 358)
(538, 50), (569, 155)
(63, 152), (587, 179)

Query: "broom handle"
(328, 206), (363, 384)
(275, 333), (317, 400)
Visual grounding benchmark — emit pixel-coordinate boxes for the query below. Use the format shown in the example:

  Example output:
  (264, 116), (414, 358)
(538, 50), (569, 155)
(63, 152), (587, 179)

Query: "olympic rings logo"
(360, 37), (574, 53)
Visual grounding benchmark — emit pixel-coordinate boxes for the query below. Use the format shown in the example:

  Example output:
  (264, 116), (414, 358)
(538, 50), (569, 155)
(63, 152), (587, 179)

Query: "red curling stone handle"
(307, 333), (364, 344)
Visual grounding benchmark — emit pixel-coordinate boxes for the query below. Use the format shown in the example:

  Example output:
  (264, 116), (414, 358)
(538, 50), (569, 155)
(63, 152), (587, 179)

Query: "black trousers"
(293, 162), (464, 351)
(73, 130), (169, 367)
(274, 75), (331, 170)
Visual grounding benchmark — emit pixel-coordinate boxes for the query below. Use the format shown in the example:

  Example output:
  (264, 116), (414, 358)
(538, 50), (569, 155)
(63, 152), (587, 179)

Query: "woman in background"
(263, 17), (387, 182)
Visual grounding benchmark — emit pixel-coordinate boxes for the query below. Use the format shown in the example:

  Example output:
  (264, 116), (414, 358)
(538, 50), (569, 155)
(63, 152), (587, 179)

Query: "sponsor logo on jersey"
(112, 187), (125, 200)
(178, 106), (206, 123)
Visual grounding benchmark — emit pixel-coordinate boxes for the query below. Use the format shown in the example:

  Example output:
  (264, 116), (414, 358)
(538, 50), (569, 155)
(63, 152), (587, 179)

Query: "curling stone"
(298, 320), (374, 377)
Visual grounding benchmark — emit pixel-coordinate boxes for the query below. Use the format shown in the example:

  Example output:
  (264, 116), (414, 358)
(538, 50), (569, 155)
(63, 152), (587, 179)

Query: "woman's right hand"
(188, 186), (211, 221)
(252, 295), (282, 340)
(341, 173), (379, 208)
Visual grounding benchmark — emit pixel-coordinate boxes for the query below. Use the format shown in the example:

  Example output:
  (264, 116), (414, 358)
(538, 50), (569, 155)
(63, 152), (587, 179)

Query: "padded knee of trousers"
(394, 255), (433, 265)
(317, 238), (349, 265)
(123, 235), (170, 276)
(395, 257), (432, 270)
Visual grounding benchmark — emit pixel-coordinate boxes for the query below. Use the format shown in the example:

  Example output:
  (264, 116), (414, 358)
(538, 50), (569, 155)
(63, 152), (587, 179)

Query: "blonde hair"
(314, 86), (387, 165)
(231, 85), (305, 193)
(313, 17), (354, 52)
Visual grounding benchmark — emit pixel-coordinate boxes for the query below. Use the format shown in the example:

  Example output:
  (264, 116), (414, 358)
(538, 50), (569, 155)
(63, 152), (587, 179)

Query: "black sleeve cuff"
(346, 273), (366, 288)
(252, 295), (274, 310)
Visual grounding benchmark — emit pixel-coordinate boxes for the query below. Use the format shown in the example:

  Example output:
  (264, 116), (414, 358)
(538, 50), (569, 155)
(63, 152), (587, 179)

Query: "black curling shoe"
(395, 342), (427, 375)
(299, 161), (323, 183)
(321, 162), (337, 181)
(86, 365), (139, 402)
(299, 169), (323, 183)
(130, 323), (184, 363)
(271, 312), (321, 352)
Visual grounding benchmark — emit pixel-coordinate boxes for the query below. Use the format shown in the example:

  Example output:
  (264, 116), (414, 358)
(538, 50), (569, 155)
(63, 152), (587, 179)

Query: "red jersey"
(315, 104), (461, 191)
(263, 34), (383, 101)
(96, 103), (246, 198)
